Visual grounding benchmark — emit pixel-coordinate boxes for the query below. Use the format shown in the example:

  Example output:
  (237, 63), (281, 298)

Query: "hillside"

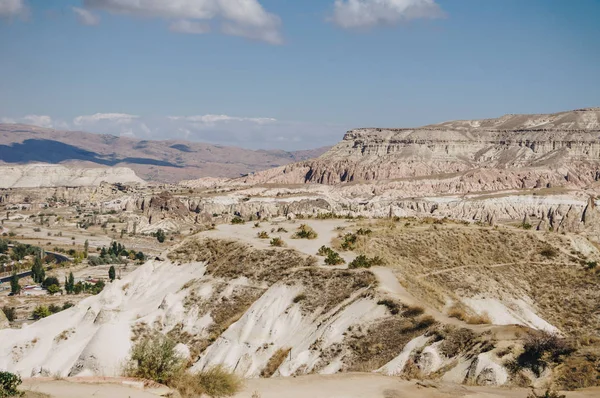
(0, 124), (330, 183)
(239, 108), (600, 186)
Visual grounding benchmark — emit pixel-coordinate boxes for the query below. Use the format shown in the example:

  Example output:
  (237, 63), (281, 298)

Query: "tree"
(109, 266), (116, 282)
(155, 229), (166, 243)
(0, 239), (8, 254)
(31, 256), (45, 284)
(11, 243), (28, 261)
(65, 272), (75, 294)
(10, 273), (20, 295)
(83, 239), (89, 258)
(42, 276), (60, 289)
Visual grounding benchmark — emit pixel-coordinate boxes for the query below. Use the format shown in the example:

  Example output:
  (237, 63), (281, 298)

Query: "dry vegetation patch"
(168, 238), (316, 284)
(287, 268), (376, 314)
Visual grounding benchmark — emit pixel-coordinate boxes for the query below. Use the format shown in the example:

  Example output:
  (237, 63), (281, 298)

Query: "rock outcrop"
(0, 164), (145, 188)
(240, 108), (600, 188)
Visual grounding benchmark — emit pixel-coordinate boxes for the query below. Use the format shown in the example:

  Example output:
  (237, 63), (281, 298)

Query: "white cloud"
(73, 113), (138, 125)
(73, 7), (100, 26)
(22, 115), (53, 128)
(2, 112), (343, 150)
(331, 0), (444, 29)
(169, 114), (277, 125)
(83, 0), (282, 44)
(0, 0), (27, 18)
(169, 19), (210, 34)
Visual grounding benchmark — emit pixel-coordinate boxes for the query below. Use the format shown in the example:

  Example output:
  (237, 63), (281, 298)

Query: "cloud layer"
(0, 113), (344, 150)
(331, 0), (444, 28)
(82, 0), (282, 44)
(0, 0), (27, 18)
(72, 7), (100, 26)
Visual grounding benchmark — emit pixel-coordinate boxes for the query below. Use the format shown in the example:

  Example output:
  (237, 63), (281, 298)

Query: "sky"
(0, 0), (599, 150)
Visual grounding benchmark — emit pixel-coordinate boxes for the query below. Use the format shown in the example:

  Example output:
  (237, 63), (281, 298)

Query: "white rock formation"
(0, 164), (145, 188)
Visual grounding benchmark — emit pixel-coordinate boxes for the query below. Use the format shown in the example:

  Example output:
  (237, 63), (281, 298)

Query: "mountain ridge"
(0, 123), (331, 183)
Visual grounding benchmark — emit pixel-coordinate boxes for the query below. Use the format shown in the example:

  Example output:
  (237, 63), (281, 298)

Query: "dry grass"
(261, 347), (291, 377)
(288, 268), (376, 314)
(168, 238), (315, 284)
(346, 315), (437, 371)
(174, 366), (242, 398)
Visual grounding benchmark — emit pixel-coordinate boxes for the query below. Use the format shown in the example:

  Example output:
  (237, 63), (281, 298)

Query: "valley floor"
(19, 374), (600, 398)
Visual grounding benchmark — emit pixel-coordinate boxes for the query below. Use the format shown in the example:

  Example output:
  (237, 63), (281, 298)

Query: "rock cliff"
(241, 108), (600, 186)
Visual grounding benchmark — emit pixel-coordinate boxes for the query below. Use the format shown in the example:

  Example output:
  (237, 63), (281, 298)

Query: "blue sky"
(0, 0), (599, 150)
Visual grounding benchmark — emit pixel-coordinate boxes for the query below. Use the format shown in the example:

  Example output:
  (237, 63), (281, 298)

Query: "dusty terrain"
(1, 107), (600, 397)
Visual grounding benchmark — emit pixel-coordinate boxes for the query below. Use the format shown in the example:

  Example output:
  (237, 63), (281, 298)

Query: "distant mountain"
(0, 124), (330, 183)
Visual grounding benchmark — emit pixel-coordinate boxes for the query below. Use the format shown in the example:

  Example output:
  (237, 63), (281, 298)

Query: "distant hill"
(0, 124), (330, 183)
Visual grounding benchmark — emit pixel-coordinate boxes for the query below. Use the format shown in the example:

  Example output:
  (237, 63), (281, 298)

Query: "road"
(0, 244), (72, 283)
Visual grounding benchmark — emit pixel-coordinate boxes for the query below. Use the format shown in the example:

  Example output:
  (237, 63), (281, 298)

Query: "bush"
(32, 305), (51, 320)
(48, 304), (62, 314)
(356, 228), (372, 236)
(0, 371), (22, 397)
(257, 231), (269, 239)
(317, 246), (333, 256)
(270, 237), (284, 247)
(292, 224), (317, 239)
(403, 304), (425, 317)
(348, 255), (383, 269)
(46, 285), (60, 295)
(293, 294), (306, 303)
(377, 299), (401, 315)
(155, 229), (166, 243)
(325, 251), (345, 265)
(509, 332), (575, 377)
(125, 333), (185, 385)
(195, 365), (242, 397)
(340, 233), (357, 250)
(231, 217), (245, 225)
(42, 277), (60, 289)
(2, 307), (16, 322)
(173, 366), (242, 398)
(540, 246), (559, 259)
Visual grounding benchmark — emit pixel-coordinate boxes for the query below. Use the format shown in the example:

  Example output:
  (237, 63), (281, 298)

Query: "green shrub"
(348, 255), (383, 269)
(356, 228), (372, 236)
(0, 371), (22, 397)
(349, 255), (371, 269)
(317, 246), (332, 256)
(32, 305), (51, 320)
(231, 217), (245, 225)
(292, 224), (317, 239)
(340, 233), (357, 250)
(257, 231), (269, 239)
(324, 251), (345, 265)
(124, 333), (185, 385)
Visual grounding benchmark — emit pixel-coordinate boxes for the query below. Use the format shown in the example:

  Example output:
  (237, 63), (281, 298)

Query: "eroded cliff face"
(0, 164), (145, 188)
(241, 108), (600, 186)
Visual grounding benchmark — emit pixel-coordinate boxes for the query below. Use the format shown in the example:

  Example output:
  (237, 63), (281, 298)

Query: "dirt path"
(21, 378), (168, 398)
(233, 373), (600, 398)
